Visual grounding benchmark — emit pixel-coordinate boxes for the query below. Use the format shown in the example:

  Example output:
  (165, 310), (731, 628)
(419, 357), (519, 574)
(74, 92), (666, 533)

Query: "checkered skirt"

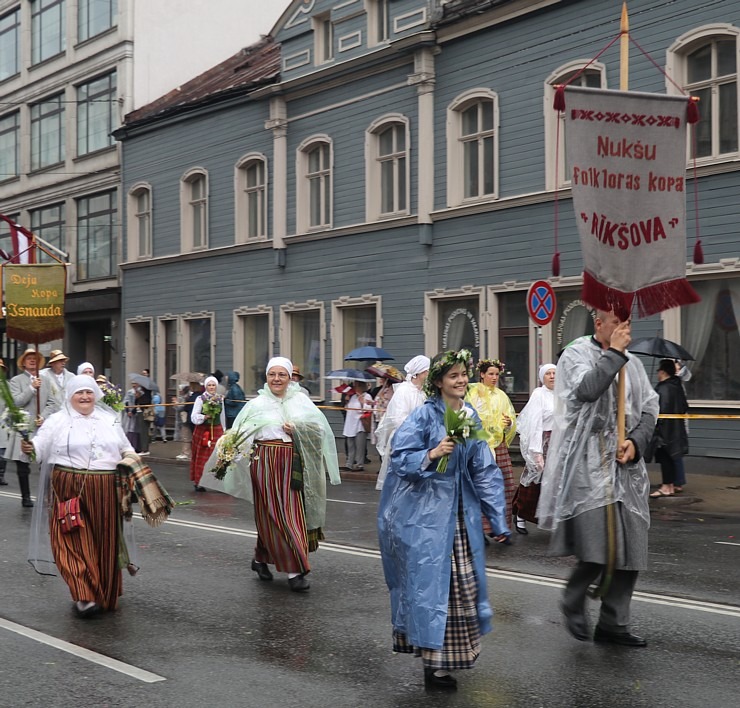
(392, 500), (481, 670)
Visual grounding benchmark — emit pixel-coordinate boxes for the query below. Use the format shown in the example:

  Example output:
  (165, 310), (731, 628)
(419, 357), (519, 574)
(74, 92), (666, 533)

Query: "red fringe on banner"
(582, 271), (700, 320)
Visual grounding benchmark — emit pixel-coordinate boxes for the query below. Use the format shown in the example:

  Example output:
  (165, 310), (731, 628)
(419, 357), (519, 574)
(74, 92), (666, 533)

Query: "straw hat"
(17, 348), (45, 369)
(292, 366), (305, 381)
(95, 374), (108, 384)
(47, 349), (69, 365)
(0, 358), (5, 369)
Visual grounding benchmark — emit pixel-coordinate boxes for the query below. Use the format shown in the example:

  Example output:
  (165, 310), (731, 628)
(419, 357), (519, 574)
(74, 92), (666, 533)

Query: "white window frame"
(280, 300), (325, 400)
(424, 285), (485, 360)
(235, 153), (268, 243)
(296, 135), (333, 234)
(180, 168), (209, 252)
(31, 0), (66, 65)
(365, 114), (410, 221)
(76, 71), (117, 156)
(365, 0), (390, 47)
(233, 305), (274, 398)
(30, 92), (65, 171)
(446, 88), (499, 207)
(330, 294), (383, 373)
(667, 24), (740, 165)
(313, 12), (333, 64)
(78, 0), (117, 43)
(127, 182), (152, 261)
(544, 61), (607, 190)
(181, 311), (215, 374)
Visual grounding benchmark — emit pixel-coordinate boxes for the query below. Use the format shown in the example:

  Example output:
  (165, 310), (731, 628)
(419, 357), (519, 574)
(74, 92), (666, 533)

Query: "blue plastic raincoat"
(377, 396), (509, 651)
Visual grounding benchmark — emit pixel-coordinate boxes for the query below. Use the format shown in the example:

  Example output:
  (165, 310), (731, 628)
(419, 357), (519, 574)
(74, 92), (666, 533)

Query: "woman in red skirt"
(190, 376), (225, 491)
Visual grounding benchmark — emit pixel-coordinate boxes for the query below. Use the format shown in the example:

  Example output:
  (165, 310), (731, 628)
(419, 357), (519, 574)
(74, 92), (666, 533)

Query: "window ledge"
(27, 161), (66, 177)
(29, 51), (67, 71)
(74, 25), (118, 50)
(73, 145), (118, 162)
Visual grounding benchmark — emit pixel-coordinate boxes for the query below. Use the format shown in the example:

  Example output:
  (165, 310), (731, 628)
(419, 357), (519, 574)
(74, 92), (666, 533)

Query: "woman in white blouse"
(190, 376), (226, 491)
(342, 380), (373, 471)
(24, 375), (136, 617)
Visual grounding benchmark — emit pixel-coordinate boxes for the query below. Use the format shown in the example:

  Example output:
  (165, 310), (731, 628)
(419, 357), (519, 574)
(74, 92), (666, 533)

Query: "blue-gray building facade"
(116, 0), (740, 460)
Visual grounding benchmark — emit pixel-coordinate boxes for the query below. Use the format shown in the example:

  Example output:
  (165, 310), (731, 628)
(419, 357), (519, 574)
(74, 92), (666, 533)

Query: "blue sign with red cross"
(527, 280), (557, 326)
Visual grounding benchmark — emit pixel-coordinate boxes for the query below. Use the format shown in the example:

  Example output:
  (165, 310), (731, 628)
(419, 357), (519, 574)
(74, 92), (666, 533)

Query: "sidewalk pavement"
(147, 439), (740, 516)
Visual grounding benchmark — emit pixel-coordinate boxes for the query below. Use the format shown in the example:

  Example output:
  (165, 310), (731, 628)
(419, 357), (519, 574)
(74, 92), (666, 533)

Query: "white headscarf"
(65, 374), (103, 402)
(203, 375), (219, 389)
(538, 363), (556, 384)
(76, 362), (95, 376)
(404, 355), (430, 381)
(266, 356), (293, 378)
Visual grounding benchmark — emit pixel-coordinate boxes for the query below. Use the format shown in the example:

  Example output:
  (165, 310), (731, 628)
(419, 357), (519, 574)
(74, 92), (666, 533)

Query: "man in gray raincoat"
(538, 310), (659, 647)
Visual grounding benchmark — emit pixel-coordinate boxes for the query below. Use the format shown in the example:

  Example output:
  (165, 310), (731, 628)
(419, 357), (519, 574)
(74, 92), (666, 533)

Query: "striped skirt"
(50, 467), (122, 610)
(250, 441), (318, 574)
(191, 423), (224, 484)
(393, 501), (481, 670)
(482, 442), (515, 534)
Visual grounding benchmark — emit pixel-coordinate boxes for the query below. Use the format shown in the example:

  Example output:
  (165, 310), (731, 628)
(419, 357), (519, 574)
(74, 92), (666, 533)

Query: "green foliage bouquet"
(436, 404), (488, 473)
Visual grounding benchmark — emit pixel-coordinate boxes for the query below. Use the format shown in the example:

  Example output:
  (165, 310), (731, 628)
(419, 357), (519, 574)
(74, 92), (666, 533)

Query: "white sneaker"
(139, 451), (150, 456)
(176, 454), (189, 460)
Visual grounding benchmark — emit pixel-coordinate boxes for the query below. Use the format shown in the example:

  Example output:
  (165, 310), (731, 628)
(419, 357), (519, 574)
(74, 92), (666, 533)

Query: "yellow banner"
(2, 264), (66, 343)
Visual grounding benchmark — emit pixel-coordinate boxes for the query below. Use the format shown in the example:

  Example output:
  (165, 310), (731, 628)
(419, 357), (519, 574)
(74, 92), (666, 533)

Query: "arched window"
(544, 61), (606, 190)
(235, 154), (268, 241)
(668, 26), (739, 160)
(180, 169), (208, 251)
(447, 89), (498, 206)
(127, 183), (152, 260)
(296, 136), (332, 232)
(366, 115), (409, 220)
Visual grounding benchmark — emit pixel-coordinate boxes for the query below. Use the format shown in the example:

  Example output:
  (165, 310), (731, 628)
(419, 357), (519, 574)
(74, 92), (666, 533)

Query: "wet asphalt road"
(0, 462), (738, 708)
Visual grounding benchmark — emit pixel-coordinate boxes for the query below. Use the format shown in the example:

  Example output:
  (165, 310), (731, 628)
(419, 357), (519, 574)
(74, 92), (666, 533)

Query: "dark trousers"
(16, 460), (32, 500)
(563, 561), (639, 631)
(656, 449), (677, 485)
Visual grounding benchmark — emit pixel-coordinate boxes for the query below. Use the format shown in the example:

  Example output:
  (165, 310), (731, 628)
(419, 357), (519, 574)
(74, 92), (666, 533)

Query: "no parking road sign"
(527, 280), (556, 326)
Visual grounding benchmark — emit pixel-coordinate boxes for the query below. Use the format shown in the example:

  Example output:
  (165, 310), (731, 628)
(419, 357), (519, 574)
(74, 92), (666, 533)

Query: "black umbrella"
(628, 337), (694, 361)
(344, 346), (394, 361)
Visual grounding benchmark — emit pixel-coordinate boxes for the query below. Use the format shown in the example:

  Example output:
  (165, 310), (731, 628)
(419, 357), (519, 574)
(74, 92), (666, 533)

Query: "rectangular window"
(0, 212), (19, 262)
(187, 317), (212, 375)
(190, 176), (207, 248)
(0, 112), (19, 180)
(307, 144), (330, 228)
(78, 0), (117, 42)
(30, 203), (65, 264)
(77, 190), (116, 280)
(241, 313), (270, 396)
(498, 292), (529, 403)
(681, 279), (740, 401)
(461, 101), (494, 199)
(77, 72), (117, 155)
(0, 8), (20, 80)
(378, 123), (407, 214)
(314, 13), (333, 64)
(290, 309), (321, 397)
(368, 0), (389, 45)
(342, 305), (377, 354)
(30, 93), (65, 170)
(31, 0), (66, 65)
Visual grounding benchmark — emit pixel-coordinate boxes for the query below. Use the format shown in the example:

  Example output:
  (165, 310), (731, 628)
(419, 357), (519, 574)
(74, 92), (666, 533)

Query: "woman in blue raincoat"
(377, 349), (509, 691)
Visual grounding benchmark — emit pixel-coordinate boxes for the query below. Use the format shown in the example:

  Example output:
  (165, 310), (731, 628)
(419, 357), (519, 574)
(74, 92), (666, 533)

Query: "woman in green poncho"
(201, 357), (340, 592)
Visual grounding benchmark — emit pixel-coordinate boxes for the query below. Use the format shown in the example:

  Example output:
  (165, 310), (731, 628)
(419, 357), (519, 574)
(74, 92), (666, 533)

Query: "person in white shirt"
(41, 350), (75, 416)
(342, 381), (373, 471)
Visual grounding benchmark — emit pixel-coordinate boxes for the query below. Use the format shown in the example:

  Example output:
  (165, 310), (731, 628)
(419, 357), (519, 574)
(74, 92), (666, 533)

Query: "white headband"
(77, 362), (95, 376)
(66, 374), (103, 402)
(538, 363), (556, 383)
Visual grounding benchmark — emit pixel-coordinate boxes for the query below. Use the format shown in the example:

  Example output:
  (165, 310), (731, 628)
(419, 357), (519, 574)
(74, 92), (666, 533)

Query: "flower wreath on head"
(423, 349), (474, 398)
(476, 358), (505, 374)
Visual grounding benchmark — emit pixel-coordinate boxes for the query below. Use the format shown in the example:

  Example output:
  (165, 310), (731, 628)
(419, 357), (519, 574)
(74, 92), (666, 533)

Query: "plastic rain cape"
(200, 382), (340, 530)
(27, 401), (138, 576)
(516, 385), (554, 487)
(537, 337), (659, 531)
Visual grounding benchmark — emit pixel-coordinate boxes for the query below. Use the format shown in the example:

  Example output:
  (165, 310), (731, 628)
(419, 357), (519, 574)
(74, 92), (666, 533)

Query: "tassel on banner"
(552, 252), (561, 277)
(553, 85), (566, 112)
(687, 96), (700, 124)
(693, 239), (704, 265)
(583, 271), (701, 320)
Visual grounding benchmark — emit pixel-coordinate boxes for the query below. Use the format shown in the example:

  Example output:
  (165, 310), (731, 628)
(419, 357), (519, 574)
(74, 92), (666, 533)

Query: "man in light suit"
(40, 349), (75, 415)
(5, 348), (51, 507)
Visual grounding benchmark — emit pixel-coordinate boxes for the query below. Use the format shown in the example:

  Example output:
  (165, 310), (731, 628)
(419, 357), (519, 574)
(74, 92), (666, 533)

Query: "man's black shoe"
(251, 559), (273, 581)
(594, 626), (647, 647)
(560, 602), (591, 641)
(424, 668), (457, 690)
(21, 497), (34, 508)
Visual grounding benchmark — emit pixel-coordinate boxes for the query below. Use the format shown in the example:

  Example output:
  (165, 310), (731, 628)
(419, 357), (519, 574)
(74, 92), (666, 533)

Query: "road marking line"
(0, 618), (166, 683)
(327, 498), (367, 505)
(715, 541), (740, 547)
(160, 516), (740, 619)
